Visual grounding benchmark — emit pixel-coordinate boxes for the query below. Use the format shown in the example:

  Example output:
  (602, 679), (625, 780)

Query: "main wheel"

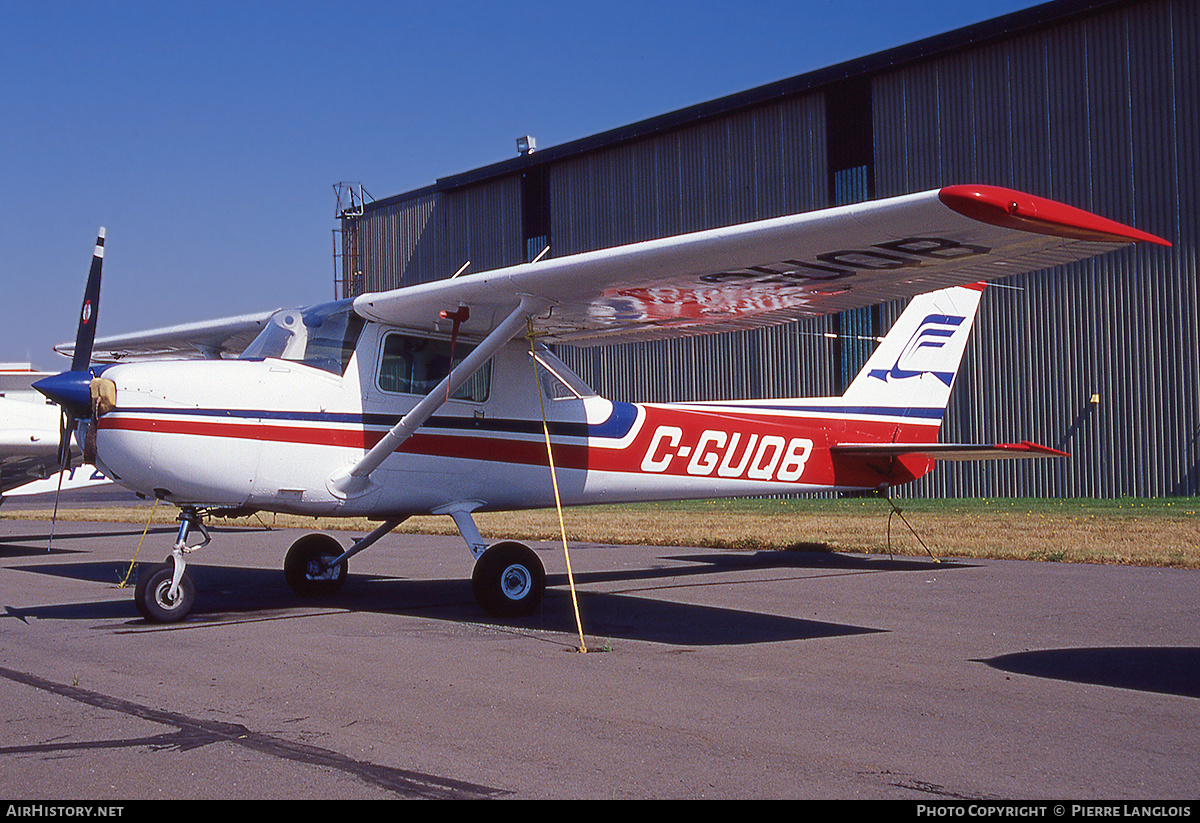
(472, 541), (545, 618)
(284, 533), (347, 596)
(134, 562), (195, 623)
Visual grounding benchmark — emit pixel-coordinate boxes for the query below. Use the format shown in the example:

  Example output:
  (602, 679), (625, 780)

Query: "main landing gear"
(283, 533), (347, 596)
(279, 515), (546, 618)
(470, 541), (545, 618)
(133, 508), (547, 622)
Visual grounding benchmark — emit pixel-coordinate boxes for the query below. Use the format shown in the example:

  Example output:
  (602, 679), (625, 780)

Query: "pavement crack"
(0, 665), (507, 799)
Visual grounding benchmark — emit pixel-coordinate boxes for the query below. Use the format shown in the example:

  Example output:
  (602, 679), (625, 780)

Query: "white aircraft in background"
(0, 365), (111, 501)
(0, 386), (67, 494)
(36, 185), (1169, 623)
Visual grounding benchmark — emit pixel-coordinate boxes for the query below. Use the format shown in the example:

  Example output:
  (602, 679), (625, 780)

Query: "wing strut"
(328, 294), (551, 499)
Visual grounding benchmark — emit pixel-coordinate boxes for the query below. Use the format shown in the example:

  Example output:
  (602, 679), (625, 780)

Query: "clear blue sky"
(2, 0), (1038, 370)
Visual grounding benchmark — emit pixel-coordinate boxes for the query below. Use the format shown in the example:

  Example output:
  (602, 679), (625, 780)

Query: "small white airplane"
(0, 366), (112, 502)
(36, 185), (1169, 622)
(0, 393), (71, 494)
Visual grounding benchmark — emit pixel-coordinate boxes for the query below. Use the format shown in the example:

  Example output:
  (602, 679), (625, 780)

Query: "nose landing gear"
(133, 507), (208, 623)
(133, 561), (195, 622)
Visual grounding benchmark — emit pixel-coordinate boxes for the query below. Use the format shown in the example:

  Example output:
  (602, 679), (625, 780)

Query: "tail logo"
(868, 313), (965, 387)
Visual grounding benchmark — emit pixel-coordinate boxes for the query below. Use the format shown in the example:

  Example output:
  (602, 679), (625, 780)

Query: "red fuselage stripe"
(99, 410), (937, 488)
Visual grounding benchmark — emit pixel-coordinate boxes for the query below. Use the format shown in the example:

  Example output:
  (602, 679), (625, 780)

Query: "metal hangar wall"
(339, 0), (1197, 498)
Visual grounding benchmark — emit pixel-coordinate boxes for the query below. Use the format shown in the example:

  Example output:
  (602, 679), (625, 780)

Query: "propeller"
(33, 228), (106, 549)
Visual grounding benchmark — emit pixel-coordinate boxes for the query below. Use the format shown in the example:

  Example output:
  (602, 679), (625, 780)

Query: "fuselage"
(87, 316), (936, 518)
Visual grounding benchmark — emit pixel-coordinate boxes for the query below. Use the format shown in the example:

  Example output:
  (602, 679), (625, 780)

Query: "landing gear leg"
(134, 507), (208, 623)
(443, 507), (545, 618)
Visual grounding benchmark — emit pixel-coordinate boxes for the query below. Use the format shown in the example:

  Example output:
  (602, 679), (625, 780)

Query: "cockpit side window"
(377, 332), (490, 402)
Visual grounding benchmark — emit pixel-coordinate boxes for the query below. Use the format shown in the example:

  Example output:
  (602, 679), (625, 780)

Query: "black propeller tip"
(70, 228), (106, 373)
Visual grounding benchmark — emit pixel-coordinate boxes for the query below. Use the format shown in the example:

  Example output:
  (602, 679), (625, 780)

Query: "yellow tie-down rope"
(120, 497), (159, 588)
(528, 320), (588, 653)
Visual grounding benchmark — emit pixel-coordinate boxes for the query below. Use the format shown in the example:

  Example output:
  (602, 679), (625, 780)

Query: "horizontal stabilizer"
(831, 441), (1068, 461)
(2, 468), (113, 497)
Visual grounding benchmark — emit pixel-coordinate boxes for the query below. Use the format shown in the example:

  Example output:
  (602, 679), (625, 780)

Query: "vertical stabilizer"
(840, 283), (985, 421)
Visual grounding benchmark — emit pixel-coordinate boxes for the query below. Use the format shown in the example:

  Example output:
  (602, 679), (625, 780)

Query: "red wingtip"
(1006, 441), (1071, 458)
(939, 185), (1171, 247)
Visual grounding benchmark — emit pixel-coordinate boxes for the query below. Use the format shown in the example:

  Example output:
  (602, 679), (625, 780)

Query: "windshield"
(241, 301), (364, 375)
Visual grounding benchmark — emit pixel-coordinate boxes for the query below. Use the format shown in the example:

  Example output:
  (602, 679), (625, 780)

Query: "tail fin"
(840, 283), (985, 421)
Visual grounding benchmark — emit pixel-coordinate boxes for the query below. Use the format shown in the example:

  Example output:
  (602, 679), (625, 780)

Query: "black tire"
(284, 533), (347, 596)
(134, 562), (195, 623)
(471, 541), (545, 618)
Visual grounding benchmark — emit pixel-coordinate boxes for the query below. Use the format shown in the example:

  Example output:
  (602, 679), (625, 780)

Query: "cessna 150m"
(36, 185), (1168, 623)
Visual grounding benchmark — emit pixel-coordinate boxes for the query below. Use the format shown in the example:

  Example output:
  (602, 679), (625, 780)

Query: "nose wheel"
(134, 507), (208, 623)
(134, 560), (195, 623)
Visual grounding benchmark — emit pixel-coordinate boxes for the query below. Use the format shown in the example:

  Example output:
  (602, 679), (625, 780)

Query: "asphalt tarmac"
(0, 517), (1196, 800)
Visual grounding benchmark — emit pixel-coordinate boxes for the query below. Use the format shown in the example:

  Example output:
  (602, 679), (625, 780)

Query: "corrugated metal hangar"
(336, 0), (1197, 498)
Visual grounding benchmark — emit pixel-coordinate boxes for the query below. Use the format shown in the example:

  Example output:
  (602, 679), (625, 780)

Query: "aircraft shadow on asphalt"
(0, 547), (961, 646)
(979, 648), (1200, 700)
(0, 527), (178, 557)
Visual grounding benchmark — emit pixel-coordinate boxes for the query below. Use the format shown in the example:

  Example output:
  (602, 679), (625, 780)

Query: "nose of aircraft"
(32, 371), (93, 418)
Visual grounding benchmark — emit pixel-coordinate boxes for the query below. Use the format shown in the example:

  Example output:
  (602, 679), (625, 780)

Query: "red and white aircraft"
(36, 185), (1168, 622)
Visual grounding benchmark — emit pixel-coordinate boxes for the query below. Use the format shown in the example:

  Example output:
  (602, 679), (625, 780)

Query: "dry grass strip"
(6, 497), (1197, 568)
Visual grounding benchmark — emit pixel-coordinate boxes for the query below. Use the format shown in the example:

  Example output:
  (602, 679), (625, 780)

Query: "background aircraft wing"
(352, 185), (1169, 345)
(55, 310), (278, 363)
(2, 467), (113, 498)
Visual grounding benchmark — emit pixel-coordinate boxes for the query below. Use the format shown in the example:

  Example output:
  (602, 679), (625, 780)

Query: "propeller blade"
(35, 230), (107, 416)
(72, 229), (105, 373)
(34, 228), (106, 550)
(48, 411), (74, 551)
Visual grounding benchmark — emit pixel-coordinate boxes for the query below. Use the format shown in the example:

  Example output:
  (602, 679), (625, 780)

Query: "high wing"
(56, 309), (277, 363)
(352, 185), (1169, 344)
(54, 185), (1168, 360)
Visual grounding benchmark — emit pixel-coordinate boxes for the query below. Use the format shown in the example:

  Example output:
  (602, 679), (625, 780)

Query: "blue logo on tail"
(868, 313), (965, 387)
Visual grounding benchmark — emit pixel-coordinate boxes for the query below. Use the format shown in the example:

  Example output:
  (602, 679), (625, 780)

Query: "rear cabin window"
(530, 349), (596, 400)
(377, 333), (490, 402)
